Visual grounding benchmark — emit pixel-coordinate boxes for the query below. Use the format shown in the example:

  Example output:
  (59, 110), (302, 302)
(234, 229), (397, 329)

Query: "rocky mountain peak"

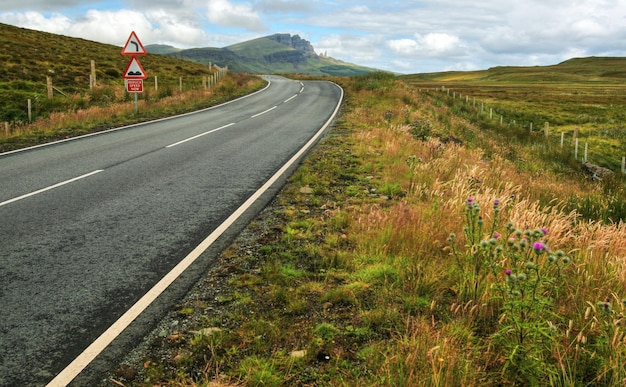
(267, 33), (316, 54)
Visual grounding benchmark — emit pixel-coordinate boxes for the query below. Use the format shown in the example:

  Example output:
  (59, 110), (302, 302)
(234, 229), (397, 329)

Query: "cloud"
(387, 32), (465, 58)
(254, 0), (312, 13)
(0, 11), (74, 34)
(206, 0), (266, 31)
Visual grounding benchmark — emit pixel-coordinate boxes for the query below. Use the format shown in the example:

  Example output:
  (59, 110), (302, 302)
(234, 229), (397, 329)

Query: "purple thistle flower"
(493, 233), (500, 239)
(493, 199), (501, 206)
(505, 269), (512, 276)
(467, 197), (474, 205)
(541, 227), (549, 235)
(533, 241), (545, 253)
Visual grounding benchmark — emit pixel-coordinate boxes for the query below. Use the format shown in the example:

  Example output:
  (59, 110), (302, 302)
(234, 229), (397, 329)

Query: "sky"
(1, 0), (625, 74)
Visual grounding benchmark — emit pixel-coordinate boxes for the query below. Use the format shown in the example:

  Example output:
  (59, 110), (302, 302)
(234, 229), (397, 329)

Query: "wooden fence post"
(47, 76), (53, 99)
(28, 99), (32, 122)
(91, 60), (96, 88)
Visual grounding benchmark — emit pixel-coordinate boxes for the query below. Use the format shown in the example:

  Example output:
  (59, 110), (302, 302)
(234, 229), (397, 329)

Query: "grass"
(101, 70), (626, 386)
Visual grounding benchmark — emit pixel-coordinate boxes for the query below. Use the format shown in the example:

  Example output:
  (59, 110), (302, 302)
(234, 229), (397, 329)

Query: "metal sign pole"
(134, 92), (138, 114)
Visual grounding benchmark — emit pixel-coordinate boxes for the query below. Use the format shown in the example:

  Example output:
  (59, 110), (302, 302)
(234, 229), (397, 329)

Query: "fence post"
(560, 132), (564, 147)
(47, 76), (53, 99)
(622, 157), (625, 174)
(544, 122), (549, 137)
(179, 77), (183, 92)
(4, 122), (9, 136)
(91, 60), (96, 88)
(28, 99), (32, 122)
(584, 143), (588, 162)
(154, 76), (158, 91)
(575, 138), (579, 160)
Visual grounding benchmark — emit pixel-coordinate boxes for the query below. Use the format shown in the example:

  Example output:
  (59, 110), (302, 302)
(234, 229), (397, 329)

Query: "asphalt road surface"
(0, 76), (343, 386)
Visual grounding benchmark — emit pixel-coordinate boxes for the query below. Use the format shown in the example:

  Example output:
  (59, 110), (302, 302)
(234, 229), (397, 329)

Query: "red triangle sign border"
(122, 31), (147, 56)
(123, 56), (148, 79)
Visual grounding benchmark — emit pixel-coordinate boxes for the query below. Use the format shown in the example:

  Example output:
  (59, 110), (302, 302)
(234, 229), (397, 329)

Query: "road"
(0, 76), (343, 386)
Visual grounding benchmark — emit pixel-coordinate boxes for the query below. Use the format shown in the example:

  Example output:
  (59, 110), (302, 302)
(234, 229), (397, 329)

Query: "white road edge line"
(251, 105), (277, 118)
(166, 123), (236, 148)
(284, 94), (297, 103)
(0, 170), (104, 207)
(46, 81), (344, 387)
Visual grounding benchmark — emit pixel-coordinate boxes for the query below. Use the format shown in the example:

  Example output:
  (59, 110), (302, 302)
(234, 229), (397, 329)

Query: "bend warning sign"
(121, 31), (147, 56)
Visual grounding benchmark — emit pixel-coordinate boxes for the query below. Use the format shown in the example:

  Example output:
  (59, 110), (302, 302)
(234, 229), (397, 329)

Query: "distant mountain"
(146, 33), (378, 76)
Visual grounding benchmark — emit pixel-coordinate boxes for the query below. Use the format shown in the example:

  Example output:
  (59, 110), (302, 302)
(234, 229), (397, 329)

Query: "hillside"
(401, 56), (626, 83)
(151, 33), (377, 76)
(0, 22), (217, 122)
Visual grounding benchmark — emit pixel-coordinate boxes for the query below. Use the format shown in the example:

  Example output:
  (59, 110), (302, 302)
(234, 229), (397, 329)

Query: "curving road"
(0, 76), (343, 386)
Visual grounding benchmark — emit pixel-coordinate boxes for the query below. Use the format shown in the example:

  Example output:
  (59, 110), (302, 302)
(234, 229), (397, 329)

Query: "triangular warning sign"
(123, 56), (148, 79)
(122, 31), (147, 55)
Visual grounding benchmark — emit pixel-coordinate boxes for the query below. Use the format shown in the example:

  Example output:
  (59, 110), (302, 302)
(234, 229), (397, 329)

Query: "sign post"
(121, 31), (148, 114)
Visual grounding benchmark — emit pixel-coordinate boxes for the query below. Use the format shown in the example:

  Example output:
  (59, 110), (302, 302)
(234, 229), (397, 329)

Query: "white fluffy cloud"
(206, 0), (265, 31)
(388, 33), (464, 58)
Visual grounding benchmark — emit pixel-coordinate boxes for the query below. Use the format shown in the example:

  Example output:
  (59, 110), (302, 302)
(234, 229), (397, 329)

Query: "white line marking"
(0, 170), (104, 207)
(284, 94), (297, 103)
(46, 81), (344, 387)
(251, 106), (277, 118)
(166, 123), (235, 148)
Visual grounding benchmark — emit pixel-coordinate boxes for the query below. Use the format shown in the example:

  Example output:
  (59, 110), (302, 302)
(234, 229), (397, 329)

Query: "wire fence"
(426, 86), (626, 175)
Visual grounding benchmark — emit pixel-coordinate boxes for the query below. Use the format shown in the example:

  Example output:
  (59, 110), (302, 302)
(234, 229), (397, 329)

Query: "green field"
(401, 57), (626, 172)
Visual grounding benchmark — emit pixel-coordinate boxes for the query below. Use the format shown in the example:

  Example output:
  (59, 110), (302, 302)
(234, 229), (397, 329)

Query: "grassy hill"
(155, 33), (378, 76)
(0, 22), (218, 123)
(402, 56), (626, 83)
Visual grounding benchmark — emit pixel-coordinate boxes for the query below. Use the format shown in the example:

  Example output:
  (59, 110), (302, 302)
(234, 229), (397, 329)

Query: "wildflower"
(467, 197), (474, 205)
(505, 269), (512, 276)
(541, 227), (549, 235)
(492, 233), (500, 239)
(493, 199), (501, 206)
(533, 241), (545, 253)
